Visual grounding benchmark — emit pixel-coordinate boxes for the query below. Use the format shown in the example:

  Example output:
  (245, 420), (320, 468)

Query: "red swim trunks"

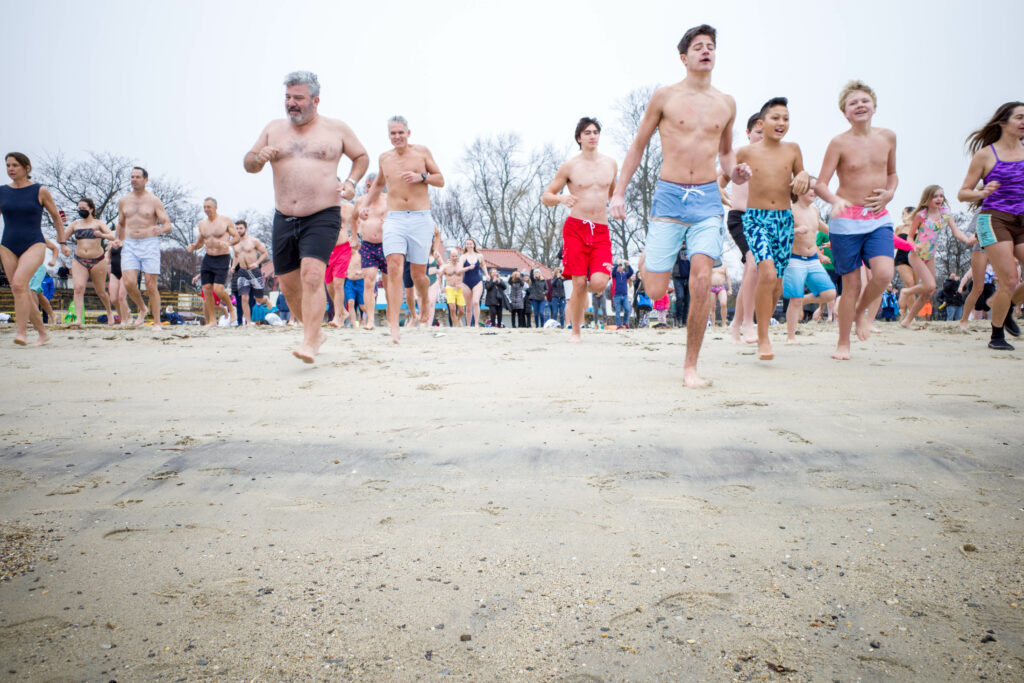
(561, 216), (613, 278)
(324, 243), (353, 284)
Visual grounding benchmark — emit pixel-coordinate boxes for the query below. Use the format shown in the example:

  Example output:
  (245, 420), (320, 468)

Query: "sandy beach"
(1, 320), (1022, 681)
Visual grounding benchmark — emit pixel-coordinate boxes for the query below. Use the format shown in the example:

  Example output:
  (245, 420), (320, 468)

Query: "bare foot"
(568, 331), (582, 344)
(292, 331), (327, 363)
(899, 318), (914, 330)
(831, 344), (851, 360)
(65, 322), (82, 330)
(150, 322), (163, 333)
(957, 322), (970, 332)
(682, 367), (712, 388)
(785, 338), (800, 345)
(13, 335), (27, 346)
(131, 308), (148, 327)
(757, 339), (775, 360)
(729, 322), (742, 344)
(33, 330), (52, 347)
(390, 328), (401, 344)
(743, 334), (758, 344)
(363, 324), (375, 331)
(329, 319), (344, 329)
(871, 326), (883, 334)
(855, 311), (872, 341)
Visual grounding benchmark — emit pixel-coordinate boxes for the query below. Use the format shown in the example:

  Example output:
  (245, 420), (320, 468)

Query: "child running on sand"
(736, 97), (810, 360)
(814, 80), (898, 360)
(785, 183), (836, 343)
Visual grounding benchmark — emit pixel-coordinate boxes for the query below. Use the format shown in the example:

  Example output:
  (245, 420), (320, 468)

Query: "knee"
(10, 281), (28, 296)
(300, 269), (323, 290)
(688, 274), (709, 294)
(589, 274), (609, 293)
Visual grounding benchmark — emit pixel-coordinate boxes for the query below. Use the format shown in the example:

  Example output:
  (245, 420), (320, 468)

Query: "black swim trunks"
(200, 253), (231, 286)
(272, 205), (342, 275)
(727, 210), (748, 262)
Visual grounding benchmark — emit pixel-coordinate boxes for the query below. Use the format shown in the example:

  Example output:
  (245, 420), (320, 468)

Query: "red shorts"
(324, 243), (352, 284)
(561, 216), (613, 278)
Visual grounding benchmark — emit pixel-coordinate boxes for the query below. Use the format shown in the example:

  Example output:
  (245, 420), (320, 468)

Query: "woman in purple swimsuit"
(67, 198), (117, 327)
(0, 152), (67, 346)
(958, 101), (1024, 350)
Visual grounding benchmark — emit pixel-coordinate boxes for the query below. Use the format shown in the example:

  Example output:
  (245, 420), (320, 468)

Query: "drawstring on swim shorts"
(679, 186), (706, 203)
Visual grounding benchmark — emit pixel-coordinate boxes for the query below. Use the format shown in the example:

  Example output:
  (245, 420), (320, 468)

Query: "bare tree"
(36, 151), (133, 231)
(520, 144), (564, 266)
(160, 247), (199, 291)
(935, 209), (975, 281)
(430, 185), (476, 246)
(462, 133), (536, 250)
(610, 86), (662, 259)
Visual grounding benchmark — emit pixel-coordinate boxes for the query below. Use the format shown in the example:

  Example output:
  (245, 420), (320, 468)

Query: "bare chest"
(382, 151), (426, 183)
(661, 95), (730, 139)
(122, 197), (156, 220)
(838, 138), (889, 176)
(568, 160), (614, 194)
(271, 128), (343, 163)
(200, 218), (229, 239)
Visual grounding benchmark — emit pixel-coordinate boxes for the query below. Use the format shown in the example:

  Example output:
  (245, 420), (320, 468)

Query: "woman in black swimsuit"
(893, 206), (918, 316)
(67, 198), (117, 326)
(0, 152), (67, 346)
(106, 239), (130, 326)
(459, 237), (487, 327)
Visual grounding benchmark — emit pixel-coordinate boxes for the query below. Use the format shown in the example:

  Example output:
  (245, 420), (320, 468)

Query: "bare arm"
(717, 96), (745, 184)
(244, 124), (277, 173)
(790, 144), (809, 194)
(907, 212), (922, 243)
(188, 228), (206, 253)
(255, 239), (269, 266)
(814, 139), (846, 214)
(116, 199), (127, 242)
(154, 200), (173, 236)
(541, 163), (573, 208)
(947, 214), (974, 245)
(225, 221), (241, 246)
(339, 122), (370, 196)
(43, 237), (60, 266)
(360, 160), (386, 217)
(39, 186), (66, 243)
(610, 90), (664, 218)
(958, 149), (998, 203)
(865, 132), (899, 213)
(421, 147), (444, 188)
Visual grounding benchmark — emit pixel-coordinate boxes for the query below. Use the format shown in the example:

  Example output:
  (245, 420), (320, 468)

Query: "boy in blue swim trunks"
(815, 80), (898, 360)
(785, 183), (836, 343)
(610, 23), (752, 387)
(736, 97), (810, 360)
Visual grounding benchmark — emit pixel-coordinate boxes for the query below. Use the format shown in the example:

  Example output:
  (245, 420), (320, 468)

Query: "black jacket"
(484, 278), (507, 307)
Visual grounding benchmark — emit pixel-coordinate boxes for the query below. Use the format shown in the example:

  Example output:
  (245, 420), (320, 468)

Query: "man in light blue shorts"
(609, 23), (751, 387)
(361, 115), (445, 343)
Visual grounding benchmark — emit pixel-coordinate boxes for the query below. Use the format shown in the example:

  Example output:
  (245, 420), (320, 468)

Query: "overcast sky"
(4, 0), (1022, 233)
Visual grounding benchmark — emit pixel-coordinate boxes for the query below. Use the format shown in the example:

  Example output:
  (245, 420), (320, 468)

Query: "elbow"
(435, 176), (445, 188)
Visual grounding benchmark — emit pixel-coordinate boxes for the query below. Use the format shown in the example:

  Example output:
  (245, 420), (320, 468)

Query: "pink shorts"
(561, 216), (613, 279)
(324, 243), (352, 284)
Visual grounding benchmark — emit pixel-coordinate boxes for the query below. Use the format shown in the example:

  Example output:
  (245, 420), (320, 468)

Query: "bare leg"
(786, 297), (804, 343)
(108, 275), (129, 326)
(121, 269), (148, 326)
(385, 254), (405, 344)
(211, 283), (235, 324)
(282, 258), (331, 362)
(1, 244), (49, 346)
(852, 256), (893, 340)
(900, 255), (935, 328)
(985, 241), (1024, 336)
(362, 268), (379, 330)
(753, 260), (779, 360)
(959, 251), (987, 331)
(411, 264), (430, 325)
(71, 259), (88, 327)
(404, 287), (418, 327)
(329, 280), (346, 327)
(36, 293), (57, 327)
(89, 261), (114, 323)
(201, 284), (217, 326)
(833, 271), (861, 360)
(142, 273), (162, 331)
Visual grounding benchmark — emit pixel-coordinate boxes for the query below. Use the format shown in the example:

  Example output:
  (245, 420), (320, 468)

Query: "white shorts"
(382, 210), (432, 265)
(121, 236), (162, 274)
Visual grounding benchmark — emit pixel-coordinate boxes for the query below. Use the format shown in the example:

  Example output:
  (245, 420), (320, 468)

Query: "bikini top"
(75, 227), (99, 240)
(981, 144), (1024, 214)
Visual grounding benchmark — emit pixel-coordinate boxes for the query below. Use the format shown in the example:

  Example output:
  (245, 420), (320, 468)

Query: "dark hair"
(745, 112), (761, 132)
(966, 101), (1024, 155)
(790, 177), (815, 203)
(759, 97), (788, 120)
(235, 219), (248, 228)
(5, 152), (32, 178)
(79, 197), (96, 216)
(903, 206), (915, 214)
(575, 117), (601, 148)
(678, 24), (716, 54)
(132, 166), (149, 179)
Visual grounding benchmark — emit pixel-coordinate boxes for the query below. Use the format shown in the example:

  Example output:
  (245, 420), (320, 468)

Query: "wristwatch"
(421, 173), (428, 183)
(343, 178), (356, 187)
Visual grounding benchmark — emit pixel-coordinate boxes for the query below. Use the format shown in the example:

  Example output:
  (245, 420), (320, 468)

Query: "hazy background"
(3, 0), (1021, 222)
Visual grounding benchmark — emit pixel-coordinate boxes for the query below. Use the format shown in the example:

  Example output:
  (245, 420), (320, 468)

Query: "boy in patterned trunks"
(736, 97), (810, 360)
(814, 80), (898, 360)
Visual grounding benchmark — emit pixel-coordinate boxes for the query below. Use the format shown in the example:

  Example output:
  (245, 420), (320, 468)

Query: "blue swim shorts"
(742, 208), (795, 279)
(829, 226), (894, 276)
(782, 254), (836, 298)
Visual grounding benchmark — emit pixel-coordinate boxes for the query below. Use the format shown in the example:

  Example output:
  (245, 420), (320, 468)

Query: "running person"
(814, 80), (898, 360)
(105, 240), (130, 325)
(957, 101), (1024, 350)
(244, 70), (369, 361)
(117, 166), (174, 330)
(327, 193), (356, 328)
(67, 197), (116, 327)
(610, 25), (751, 385)
(187, 197), (239, 326)
(231, 220), (271, 326)
(899, 185), (975, 327)
(354, 173), (388, 330)
(441, 249), (466, 327)
(542, 117), (617, 342)
(893, 206), (918, 315)
(956, 205), (990, 331)
(360, 116), (444, 344)
(785, 183), (836, 343)
(459, 237), (488, 328)
(0, 152), (68, 346)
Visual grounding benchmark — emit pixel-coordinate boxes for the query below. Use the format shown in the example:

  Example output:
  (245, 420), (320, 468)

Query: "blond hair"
(838, 80), (877, 113)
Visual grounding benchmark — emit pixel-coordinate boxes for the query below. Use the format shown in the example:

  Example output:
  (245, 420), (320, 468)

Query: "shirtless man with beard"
(244, 70), (369, 361)
(230, 220), (271, 325)
(187, 197), (239, 326)
(354, 173), (387, 331)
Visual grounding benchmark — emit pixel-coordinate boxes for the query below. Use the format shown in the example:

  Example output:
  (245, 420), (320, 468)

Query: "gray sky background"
(3, 0), (1022, 235)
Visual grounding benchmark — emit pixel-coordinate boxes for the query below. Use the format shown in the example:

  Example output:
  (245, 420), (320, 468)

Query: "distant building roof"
(480, 249), (553, 279)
